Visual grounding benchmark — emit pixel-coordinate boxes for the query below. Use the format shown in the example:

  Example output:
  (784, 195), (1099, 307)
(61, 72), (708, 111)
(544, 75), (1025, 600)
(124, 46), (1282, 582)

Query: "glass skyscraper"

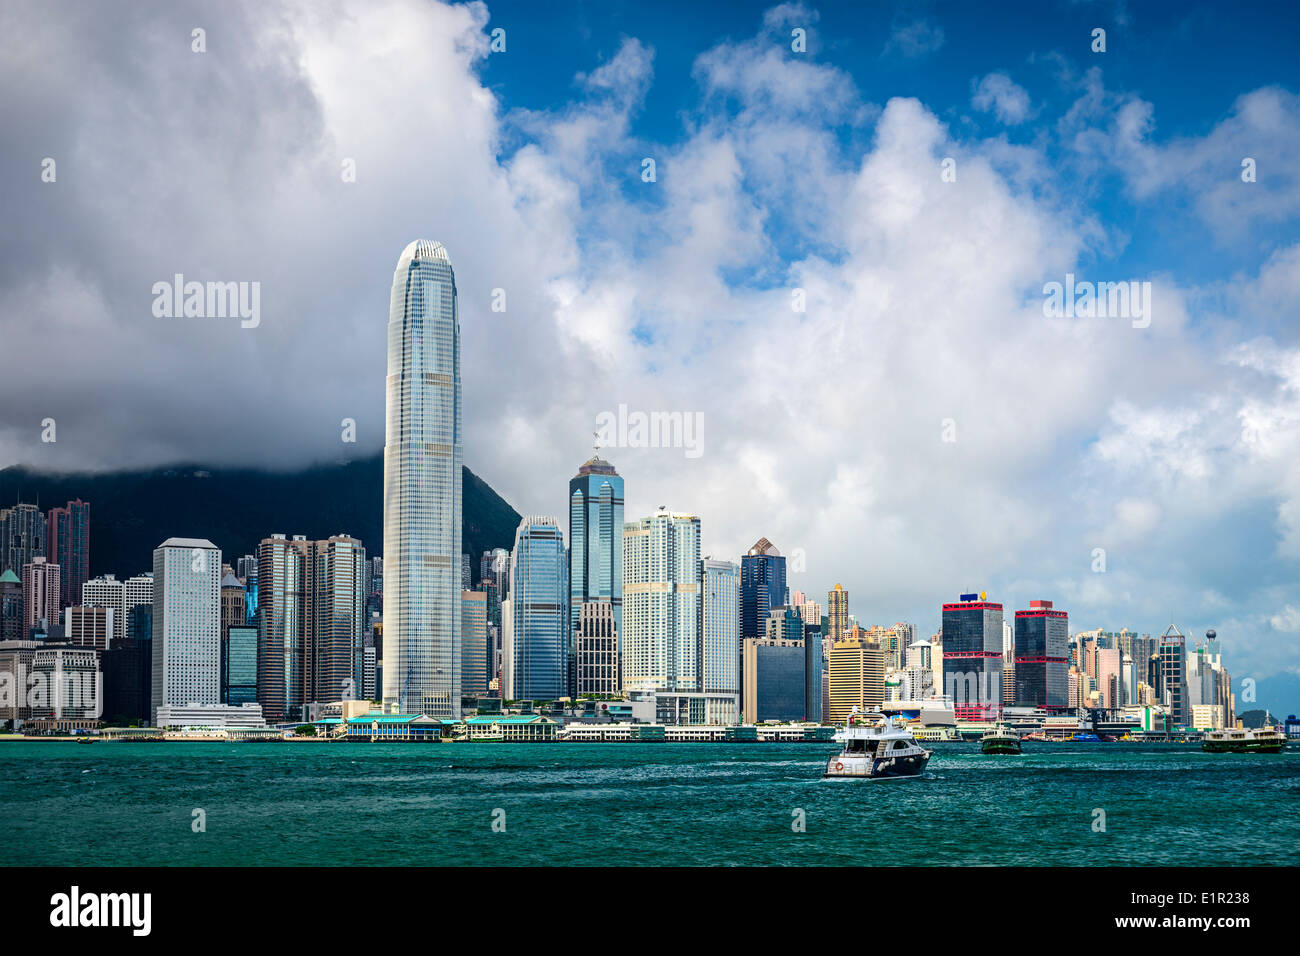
(941, 594), (1004, 720)
(568, 454), (623, 681)
(1013, 600), (1069, 711)
(383, 240), (462, 718)
(501, 516), (568, 702)
(740, 537), (787, 641)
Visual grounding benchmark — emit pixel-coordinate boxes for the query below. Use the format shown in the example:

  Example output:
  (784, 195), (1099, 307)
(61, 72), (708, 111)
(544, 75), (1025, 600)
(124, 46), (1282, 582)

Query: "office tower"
(220, 572), (246, 640)
(0, 569), (22, 642)
(383, 239), (462, 719)
(21, 557), (60, 635)
(1, 503), (46, 575)
(1159, 625), (1189, 726)
(500, 517), (567, 702)
(622, 510), (701, 694)
(82, 574), (126, 644)
(575, 600), (618, 696)
(568, 453), (624, 650)
(461, 589), (489, 697)
(1013, 600), (1069, 712)
(364, 555), (381, 620)
(31, 645), (101, 721)
(797, 600), (822, 628)
(65, 605), (113, 650)
(222, 625), (258, 705)
(152, 538), (222, 721)
(0, 640), (39, 721)
(128, 604), (151, 642)
(124, 572), (153, 621)
(237, 554), (260, 624)
(104, 625), (152, 724)
(700, 558), (740, 715)
(827, 584), (849, 642)
(742, 638), (805, 722)
(461, 553), (471, 590)
(765, 606), (804, 642)
(828, 634), (885, 724)
(46, 499), (89, 613)
(481, 548), (509, 594)
(362, 645), (377, 700)
(740, 538), (786, 641)
(941, 593), (1004, 720)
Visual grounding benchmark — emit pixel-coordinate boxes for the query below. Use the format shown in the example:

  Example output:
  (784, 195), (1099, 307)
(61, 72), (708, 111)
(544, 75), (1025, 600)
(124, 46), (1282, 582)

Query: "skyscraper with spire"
(383, 240), (462, 718)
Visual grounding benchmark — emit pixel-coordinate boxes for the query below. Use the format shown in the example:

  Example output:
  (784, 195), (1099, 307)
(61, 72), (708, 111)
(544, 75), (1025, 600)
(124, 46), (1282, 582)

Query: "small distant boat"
(824, 709), (932, 780)
(1202, 727), (1286, 753)
(981, 724), (1021, 755)
(1071, 732), (1102, 742)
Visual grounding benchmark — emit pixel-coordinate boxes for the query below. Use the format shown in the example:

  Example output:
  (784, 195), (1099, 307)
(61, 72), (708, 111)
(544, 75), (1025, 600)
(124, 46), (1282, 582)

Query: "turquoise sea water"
(1, 742), (1295, 866)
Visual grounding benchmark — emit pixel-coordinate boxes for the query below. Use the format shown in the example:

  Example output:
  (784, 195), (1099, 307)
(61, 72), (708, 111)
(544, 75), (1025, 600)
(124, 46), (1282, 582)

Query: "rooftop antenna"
(592, 431), (600, 454)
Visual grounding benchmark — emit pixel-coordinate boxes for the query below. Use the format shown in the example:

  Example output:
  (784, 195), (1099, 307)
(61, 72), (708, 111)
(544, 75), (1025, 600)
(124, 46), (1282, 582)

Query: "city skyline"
(1, 0), (1297, 696)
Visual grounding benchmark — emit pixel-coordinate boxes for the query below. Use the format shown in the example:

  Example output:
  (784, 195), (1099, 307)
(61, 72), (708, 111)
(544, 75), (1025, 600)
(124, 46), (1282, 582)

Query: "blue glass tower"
(740, 537), (787, 641)
(568, 453), (624, 682)
(503, 516), (568, 702)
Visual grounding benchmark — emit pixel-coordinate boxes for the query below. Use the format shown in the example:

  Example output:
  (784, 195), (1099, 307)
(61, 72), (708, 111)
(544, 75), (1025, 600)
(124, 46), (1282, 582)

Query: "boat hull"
(981, 739), (1021, 755)
(1202, 739), (1285, 753)
(824, 751), (931, 779)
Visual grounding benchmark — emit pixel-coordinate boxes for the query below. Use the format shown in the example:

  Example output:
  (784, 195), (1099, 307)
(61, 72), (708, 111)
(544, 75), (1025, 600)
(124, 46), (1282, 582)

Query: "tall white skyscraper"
(383, 240), (462, 718)
(622, 510), (700, 693)
(151, 537), (221, 722)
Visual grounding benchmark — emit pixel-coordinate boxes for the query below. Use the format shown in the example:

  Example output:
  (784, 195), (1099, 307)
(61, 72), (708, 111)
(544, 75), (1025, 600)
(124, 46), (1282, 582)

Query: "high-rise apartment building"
(622, 510), (700, 694)
(1, 503), (46, 575)
(383, 239), (462, 719)
(256, 533), (367, 720)
(827, 584), (849, 643)
(21, 557), (60, 635)
(46, 499), (89, 613)
(151, 538), (222, 721)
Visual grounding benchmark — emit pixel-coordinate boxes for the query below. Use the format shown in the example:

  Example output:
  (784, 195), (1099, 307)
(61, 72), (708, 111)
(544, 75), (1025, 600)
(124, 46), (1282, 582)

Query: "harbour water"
(1, 742), (1294, 866)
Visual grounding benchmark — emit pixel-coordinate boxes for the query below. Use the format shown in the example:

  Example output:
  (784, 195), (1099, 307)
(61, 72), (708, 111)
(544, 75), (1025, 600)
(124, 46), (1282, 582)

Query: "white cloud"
(971, 72), (1033, 125)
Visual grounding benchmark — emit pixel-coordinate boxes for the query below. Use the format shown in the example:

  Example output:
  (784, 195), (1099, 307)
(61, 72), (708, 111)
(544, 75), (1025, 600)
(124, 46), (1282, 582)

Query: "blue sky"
(1, 0), (1298, 710)
(478, 0), (1300, 282)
